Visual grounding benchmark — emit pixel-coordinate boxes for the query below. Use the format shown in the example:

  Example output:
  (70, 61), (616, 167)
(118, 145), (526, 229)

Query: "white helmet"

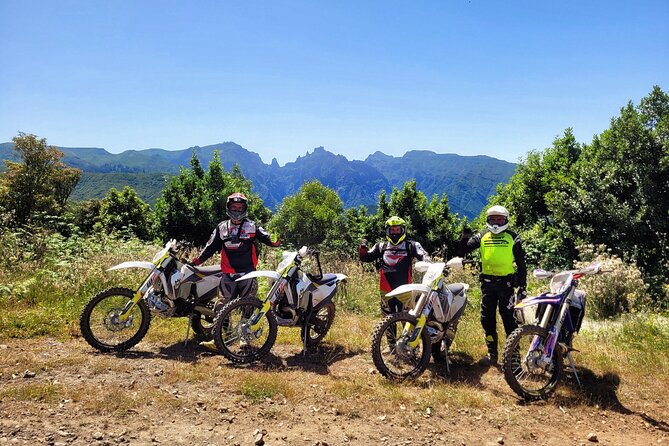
(486, 205), (509, 234)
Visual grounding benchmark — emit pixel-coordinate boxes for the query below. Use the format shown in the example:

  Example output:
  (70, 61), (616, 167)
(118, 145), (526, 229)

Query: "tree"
(270, 180), (344, 248)
(67, 199), (102, 234)
(486, 86), (669, 302)
(97, 187), (152, 239)
(0, 133), (81, 225)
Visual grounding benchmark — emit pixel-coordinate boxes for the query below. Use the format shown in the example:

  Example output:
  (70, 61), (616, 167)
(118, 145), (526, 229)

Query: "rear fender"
(108, 261), (155, 271)
(385, 283), (430, 298)
(236, 271), (281, 281)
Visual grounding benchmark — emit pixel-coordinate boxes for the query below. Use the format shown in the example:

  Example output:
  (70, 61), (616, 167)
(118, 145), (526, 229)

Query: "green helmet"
(385, 216), (407, 245)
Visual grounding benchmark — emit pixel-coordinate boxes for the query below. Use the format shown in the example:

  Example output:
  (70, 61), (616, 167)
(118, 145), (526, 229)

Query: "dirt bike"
(211, 246), (347, 363)
(79, 240), (222, 352)
(501, 262), (604, 400)
(370, 257), (471, 380)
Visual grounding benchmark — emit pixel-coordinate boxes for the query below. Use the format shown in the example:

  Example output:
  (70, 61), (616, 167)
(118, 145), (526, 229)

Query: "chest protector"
(480, 231), (516, 276)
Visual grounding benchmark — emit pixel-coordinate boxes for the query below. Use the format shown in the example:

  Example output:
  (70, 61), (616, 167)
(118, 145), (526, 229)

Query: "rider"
(458, 205), (527, 366)
(192, 192), (280, 307)
(359, 216), (429, 318)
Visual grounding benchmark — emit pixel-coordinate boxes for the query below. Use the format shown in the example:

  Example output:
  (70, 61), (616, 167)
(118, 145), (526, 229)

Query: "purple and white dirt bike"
(501, 262), (605, 400)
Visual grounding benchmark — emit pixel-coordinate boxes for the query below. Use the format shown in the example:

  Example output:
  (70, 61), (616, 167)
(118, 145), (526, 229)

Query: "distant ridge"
(0, 141), (516, 218)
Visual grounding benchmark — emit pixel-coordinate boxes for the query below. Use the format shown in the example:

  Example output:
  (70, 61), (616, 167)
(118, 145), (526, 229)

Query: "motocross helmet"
(486, 205), (509, 234)
(385, 216), (407, 245)
(226, 192), (248, 221)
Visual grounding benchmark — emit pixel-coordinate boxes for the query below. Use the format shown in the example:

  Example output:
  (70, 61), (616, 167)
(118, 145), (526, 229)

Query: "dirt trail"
(0, 338), (667, 446)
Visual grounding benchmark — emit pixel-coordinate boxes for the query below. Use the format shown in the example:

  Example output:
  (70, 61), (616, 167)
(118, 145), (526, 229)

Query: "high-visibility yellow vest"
(480, 231), (516, 276)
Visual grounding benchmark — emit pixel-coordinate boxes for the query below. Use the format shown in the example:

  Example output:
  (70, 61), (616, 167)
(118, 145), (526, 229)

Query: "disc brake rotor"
(104, 310), (133, 332)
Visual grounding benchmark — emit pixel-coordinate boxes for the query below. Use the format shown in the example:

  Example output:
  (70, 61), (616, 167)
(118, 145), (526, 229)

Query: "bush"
(577, 245), (650, 319)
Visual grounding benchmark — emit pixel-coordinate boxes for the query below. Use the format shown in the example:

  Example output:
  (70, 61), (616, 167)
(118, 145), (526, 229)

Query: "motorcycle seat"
(189, 265), (223, 276)
(309, 273), (338, 285)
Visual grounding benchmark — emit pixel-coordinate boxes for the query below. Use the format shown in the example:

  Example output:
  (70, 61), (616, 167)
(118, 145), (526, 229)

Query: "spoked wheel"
(79, 287), (151, 353)
(301, 302), (336, 347)
(212, 297), (278, 363)
(371, 312), (431, 380)
(501, 325), (564, 400)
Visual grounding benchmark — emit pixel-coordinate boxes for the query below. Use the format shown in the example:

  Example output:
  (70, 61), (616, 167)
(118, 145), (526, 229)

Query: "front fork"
(405, 314), (427, 348)
(528, 302), (569, 366)
(248, 278), (284, 331)
(119, 290), (144, 322)
(119, 271), (155, 322)
(404, 294), (432, 348)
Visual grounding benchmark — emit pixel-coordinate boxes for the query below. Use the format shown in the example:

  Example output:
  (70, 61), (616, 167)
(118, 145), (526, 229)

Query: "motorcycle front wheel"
(301, 302), (336, 347)
(370, 312), (431, 380)
(79, 287), (151, 353)
(501, 324), (564, 400)
(212, 297), (278, 363)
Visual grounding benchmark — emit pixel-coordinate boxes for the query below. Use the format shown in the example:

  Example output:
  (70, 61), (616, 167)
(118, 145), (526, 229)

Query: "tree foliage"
(96, 187), (152, 239)
(270, 180), (344, 248)
(487, 86), (669, 304)
(0, 133), (81, 225)
(153, 150), (271, 245)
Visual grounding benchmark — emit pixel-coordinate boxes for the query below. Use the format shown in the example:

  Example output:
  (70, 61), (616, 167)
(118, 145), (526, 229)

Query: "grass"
(0, 381), (63, 403)
(239, 372), (296, 402)
(1, 234), (668, 418)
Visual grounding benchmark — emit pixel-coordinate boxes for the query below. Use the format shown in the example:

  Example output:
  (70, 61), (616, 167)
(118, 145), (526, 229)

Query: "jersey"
(459, 229), (527, 287)
(359, 240), (428, 293)
(195, 219), (279, 274)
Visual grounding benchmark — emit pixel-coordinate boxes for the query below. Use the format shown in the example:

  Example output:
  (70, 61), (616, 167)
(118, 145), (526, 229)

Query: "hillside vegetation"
(0, 86), (668, 444)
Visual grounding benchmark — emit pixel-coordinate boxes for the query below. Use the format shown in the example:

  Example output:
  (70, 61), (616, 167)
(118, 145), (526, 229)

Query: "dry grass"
(2, 236), (669, 427)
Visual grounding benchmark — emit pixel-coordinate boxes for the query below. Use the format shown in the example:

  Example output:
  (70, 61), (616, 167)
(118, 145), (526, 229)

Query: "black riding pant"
(215, 274), (258, 312)
(480, 277), (517, 356)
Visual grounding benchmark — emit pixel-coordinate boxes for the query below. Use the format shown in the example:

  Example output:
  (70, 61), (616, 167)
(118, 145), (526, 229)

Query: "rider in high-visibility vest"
(459, 205), (527, 366)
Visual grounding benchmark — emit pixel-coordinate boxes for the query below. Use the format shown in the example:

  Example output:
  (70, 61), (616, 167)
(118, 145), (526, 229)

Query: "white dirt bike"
(211, 246), (347, 363)
(79, 240), (222, 352)
(371, 257), (471, 380)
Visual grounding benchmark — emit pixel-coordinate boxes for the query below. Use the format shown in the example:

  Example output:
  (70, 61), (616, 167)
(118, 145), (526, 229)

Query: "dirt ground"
(0, 338), (667, 446)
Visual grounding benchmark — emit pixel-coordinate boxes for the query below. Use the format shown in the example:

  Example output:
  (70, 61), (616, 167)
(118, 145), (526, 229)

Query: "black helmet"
(226, 192), (248, 221)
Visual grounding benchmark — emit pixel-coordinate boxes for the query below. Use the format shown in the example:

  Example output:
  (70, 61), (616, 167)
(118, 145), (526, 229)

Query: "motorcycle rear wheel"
(371, 312), (431, 380)
(301, 302), (336, 347)
(79, 287), (151, 353)
(212, 297), (278, 363)
(501, 324), (563, 400)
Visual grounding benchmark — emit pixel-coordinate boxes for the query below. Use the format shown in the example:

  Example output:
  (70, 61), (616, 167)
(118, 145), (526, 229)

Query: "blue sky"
(1, 1), (667, 165)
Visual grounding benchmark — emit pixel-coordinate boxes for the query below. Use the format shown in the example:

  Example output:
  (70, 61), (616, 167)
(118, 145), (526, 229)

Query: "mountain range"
(0, 142), (517, 218)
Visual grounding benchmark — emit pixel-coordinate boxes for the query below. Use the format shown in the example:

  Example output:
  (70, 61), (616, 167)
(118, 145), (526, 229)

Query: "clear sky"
(1, 1), (667, 165)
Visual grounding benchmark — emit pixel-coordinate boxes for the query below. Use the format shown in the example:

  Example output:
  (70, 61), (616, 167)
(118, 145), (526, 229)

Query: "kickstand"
(303, 296), (314, 357)
(444, 344), (451, 375)
(302, 325), (309, 357)
(184, 315), (193, 347)
(566, 351), (581, 388)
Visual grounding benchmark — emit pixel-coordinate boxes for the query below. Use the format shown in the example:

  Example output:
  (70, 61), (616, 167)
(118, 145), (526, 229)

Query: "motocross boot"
(479, 335), (498, 366)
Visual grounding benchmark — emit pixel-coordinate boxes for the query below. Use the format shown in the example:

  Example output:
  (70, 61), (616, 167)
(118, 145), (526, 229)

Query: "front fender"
(107, 261), (155, 272)
(333, 273), (347, 283)
(385, 283), (431, 298)
(235, 270), (281, 281)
